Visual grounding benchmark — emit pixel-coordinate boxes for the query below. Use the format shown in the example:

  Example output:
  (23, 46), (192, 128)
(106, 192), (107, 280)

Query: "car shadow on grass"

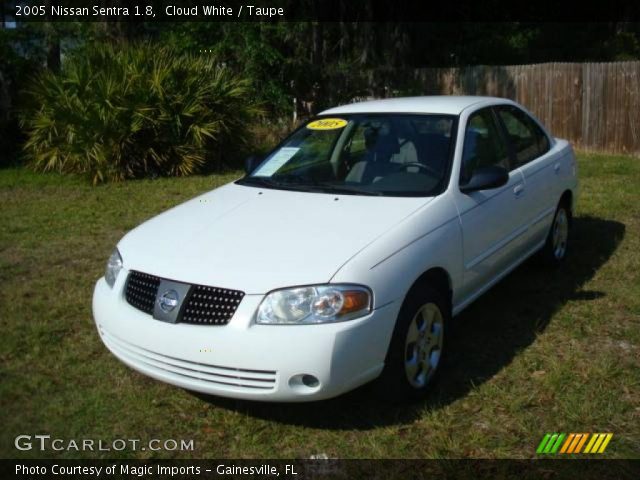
(190, 215), (625, 430)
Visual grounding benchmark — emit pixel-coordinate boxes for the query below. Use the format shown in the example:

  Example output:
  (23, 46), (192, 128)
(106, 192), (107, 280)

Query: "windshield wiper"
(239, 176), (323, 193)
(238, 176), (283, 188)
(239, 177), (383, 196)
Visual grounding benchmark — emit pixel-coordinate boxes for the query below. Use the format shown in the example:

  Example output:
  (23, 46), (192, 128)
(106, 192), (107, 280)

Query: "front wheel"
(375, 284), (449, 401)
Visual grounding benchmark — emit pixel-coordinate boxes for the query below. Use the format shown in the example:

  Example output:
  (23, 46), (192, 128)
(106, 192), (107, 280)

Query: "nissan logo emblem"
(158, 290), (179, 312)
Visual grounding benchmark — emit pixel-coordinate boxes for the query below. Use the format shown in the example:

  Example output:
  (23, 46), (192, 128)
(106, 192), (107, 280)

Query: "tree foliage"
(3, 16), (640, 176)
(154, 21), (640, 118)
(20, 43), (262, 183)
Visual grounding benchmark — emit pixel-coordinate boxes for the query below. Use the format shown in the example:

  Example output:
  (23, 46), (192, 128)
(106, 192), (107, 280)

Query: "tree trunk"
(46, 34), (61, 73)
(0, 71), (10, 122)
(45, 0), (60, 72)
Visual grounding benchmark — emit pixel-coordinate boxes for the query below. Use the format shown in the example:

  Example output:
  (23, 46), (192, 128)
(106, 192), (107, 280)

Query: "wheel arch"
(560, 189), (574, 224)
(560, 189), (573, 208)
(407, 266), (453, 311)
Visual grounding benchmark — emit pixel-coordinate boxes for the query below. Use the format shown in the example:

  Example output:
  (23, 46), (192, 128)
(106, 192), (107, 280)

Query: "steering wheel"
(393, 162), (440, 177)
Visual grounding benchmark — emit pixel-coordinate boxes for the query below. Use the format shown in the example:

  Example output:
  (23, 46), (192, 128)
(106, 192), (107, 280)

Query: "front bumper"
(92, 272), (399, 402)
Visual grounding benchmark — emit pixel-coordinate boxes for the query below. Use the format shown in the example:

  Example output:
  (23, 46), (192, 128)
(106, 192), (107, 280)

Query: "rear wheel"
(540, 199), (571, 266)
(376, 284), (449, 401)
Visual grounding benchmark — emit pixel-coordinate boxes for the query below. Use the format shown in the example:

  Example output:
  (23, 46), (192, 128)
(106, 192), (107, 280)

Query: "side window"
(497, 106), (550, 167)
(460, 108), (509, 185)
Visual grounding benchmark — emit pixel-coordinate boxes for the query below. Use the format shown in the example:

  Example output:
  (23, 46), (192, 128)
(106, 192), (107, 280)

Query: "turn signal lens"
(340, 290), (371, 314)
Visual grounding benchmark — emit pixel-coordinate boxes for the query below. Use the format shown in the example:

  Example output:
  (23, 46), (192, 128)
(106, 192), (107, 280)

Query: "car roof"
(320, 96), (516, 116)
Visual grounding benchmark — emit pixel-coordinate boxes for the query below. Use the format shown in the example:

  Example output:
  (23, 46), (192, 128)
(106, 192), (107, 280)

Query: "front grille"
(125, 271), (160, 314)
(182, 285), (244, 325)
(124, 270), (244, 325)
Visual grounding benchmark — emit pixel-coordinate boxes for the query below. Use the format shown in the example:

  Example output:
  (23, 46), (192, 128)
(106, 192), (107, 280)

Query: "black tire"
(375, 283), (450, 402)
(539, 198), (572, 266)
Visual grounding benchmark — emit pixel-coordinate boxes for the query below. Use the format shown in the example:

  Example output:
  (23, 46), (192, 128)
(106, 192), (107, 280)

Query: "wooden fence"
(364, 62), (640, 155)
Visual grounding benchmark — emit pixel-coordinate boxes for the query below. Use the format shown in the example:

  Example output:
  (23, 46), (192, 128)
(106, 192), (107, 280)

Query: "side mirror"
(244, 155), (262, 175)
(460, 166), (509, 194)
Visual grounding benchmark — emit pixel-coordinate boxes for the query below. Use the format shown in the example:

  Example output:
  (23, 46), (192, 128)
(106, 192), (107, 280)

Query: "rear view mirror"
(460, 166), (509, 194)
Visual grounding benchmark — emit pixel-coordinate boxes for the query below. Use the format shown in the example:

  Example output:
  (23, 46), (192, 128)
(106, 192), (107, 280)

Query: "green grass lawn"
(0, 153), (638, 459)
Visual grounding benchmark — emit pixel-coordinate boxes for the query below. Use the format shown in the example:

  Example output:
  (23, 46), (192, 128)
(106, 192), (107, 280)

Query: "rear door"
(495, 105), (559, 250)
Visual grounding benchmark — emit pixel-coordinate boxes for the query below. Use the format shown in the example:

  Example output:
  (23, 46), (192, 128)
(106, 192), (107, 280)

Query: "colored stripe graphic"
(544, 433), (559, 453)
(536, 434), (552, 454)
(584, 434), (598, 453)
(574, 433), (589, 453)
(538, 433), (613, 454)
(559, 433), (575, 454)
(584, 433), (614, 454)
(537, 433), (566, 454)
(550, 433), (566, 453)
(597, 433), (613, 453)
(592, 433), (606, 452)
(568, 433), (583, 453)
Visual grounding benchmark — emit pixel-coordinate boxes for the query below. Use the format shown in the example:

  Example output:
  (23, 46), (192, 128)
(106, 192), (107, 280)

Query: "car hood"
(118, 182), (432, 294)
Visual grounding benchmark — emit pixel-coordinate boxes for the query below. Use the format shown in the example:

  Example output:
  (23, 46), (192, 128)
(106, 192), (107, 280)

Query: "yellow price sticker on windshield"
(307, 118), (348, 130)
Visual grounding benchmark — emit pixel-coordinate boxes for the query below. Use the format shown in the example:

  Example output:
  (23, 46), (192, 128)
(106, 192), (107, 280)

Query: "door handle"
(513, 184), (524, 197)
(554, 163), (561, 173)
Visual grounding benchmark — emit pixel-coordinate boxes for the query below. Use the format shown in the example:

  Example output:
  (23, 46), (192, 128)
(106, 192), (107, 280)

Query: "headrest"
(365, 127), (400, 157)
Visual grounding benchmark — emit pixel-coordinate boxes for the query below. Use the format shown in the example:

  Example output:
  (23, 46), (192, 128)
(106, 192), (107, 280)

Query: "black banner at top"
(3, 0), (640, 22)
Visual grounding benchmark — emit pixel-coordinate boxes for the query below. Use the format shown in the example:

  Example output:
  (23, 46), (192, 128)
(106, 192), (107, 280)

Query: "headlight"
(256, 285), (372, 325)
(105, 248), (123, 288)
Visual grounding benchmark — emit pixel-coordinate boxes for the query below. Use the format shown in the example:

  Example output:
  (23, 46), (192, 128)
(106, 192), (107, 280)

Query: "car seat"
(346, 127), (401, 184)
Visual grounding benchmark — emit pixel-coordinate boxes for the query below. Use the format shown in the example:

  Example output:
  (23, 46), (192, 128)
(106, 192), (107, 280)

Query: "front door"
(454, 107), (527, 302)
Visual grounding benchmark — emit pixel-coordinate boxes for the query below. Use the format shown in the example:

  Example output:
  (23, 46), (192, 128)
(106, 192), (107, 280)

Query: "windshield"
(237, 114), (457, 196)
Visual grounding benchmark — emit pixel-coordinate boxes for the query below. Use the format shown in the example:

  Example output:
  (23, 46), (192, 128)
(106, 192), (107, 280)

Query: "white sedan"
(93, 96), (578, 402)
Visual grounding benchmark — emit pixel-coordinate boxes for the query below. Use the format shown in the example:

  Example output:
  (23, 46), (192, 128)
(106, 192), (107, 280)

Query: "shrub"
(20, 43), (262, 183)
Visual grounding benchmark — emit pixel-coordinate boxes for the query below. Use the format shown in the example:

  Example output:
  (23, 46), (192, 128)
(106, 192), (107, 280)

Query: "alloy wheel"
(404, 302), (444, 388)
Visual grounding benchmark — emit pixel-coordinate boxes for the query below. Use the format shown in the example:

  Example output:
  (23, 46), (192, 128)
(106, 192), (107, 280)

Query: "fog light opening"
(288, 374), (321, 393)
(302, 374), (320, 388)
